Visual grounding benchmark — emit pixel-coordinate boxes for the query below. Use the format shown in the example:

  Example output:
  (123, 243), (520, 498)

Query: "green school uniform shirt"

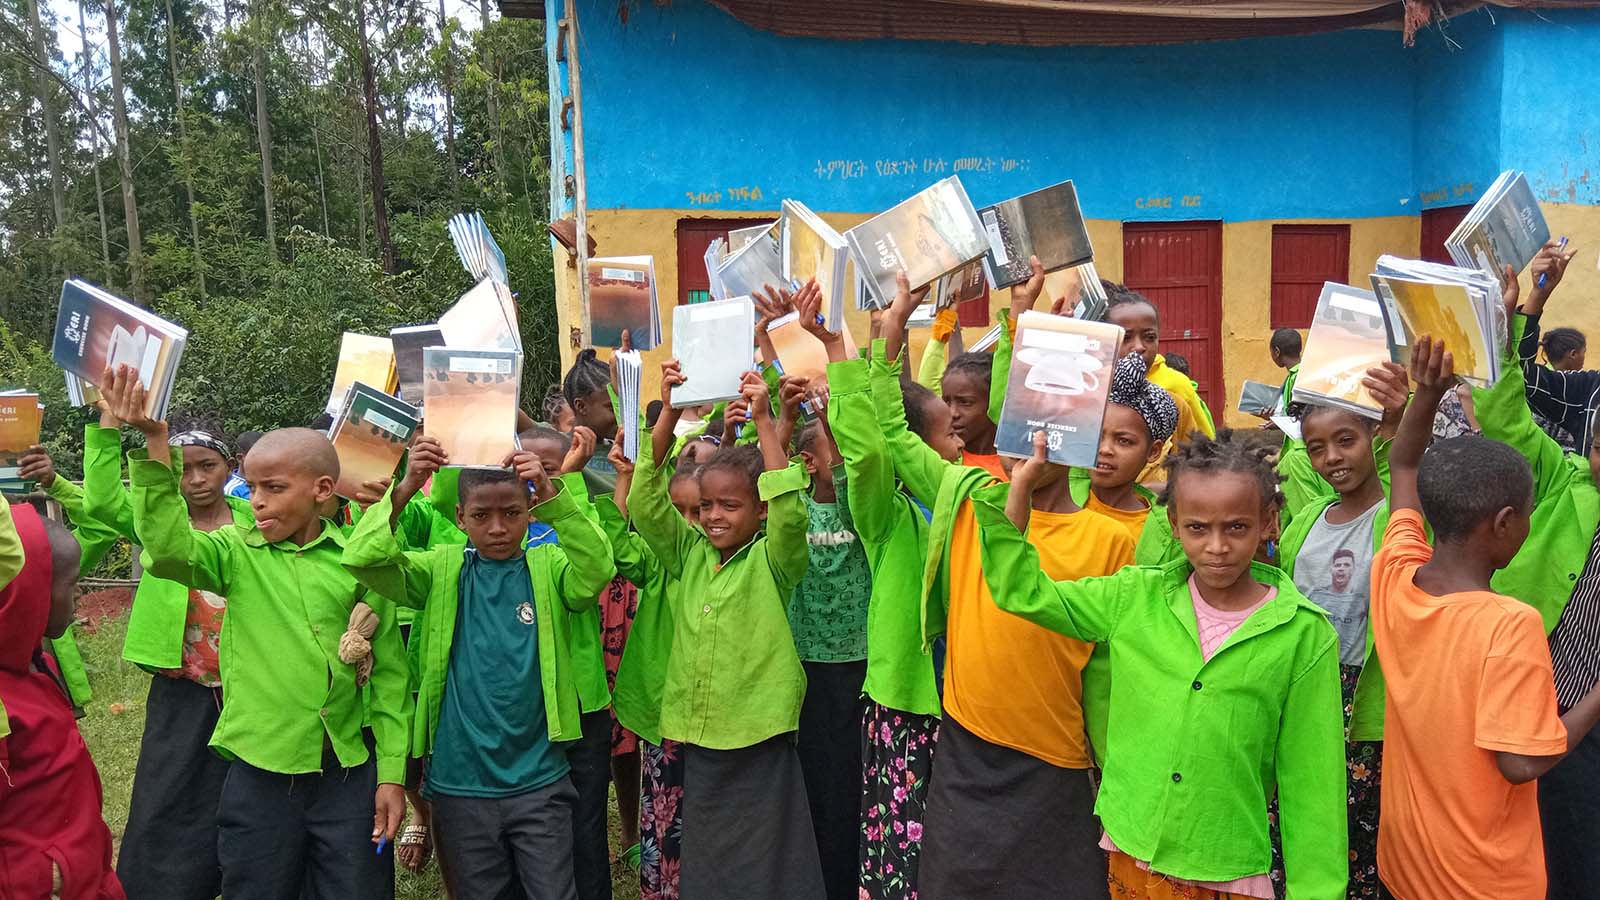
(0, 498), (17, 738)
(627, 429), (812, 749)
(826, 356), (941, 717)
(789, 475), (872, 662)
(341, 482), (615, 758)
(970, 483), (1348, 899)
(41, 467), (120, 708)
(1475, 313), (1600, 632)
(599, 496), (674, 747)
(128, 449), (413, 784)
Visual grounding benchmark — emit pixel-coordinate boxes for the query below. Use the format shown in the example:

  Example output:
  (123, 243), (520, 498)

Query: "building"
(522, 0), (1600, 422)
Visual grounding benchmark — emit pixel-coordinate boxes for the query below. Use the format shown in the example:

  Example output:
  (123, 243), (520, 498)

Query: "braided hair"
(1542, 327), (1586, 368)
(1157, 428), (1285, 512)
(696, 444), (764, 495)
(562, 349), (611, 410)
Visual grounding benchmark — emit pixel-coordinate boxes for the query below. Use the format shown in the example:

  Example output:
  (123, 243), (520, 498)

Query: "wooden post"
(564, 0), (592, 349)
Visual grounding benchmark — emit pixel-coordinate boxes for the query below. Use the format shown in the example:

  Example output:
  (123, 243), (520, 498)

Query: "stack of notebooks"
(1290, 282), (1392, 419)
(932, 258), (990, 311)
(704, 238), (729, 302)
(588, 256), (662, 349)
(978, 179), (1096, 289)
(390, 324), (445, 407)
(328, 382), (421, 499)
(440, 278), (521, 353)
(1237, 380), (1283, 419)
(671, 296), (755, 409)
(781, 200), (853, 331)
(1371, 256), (1505, 387)
(326, 333), (397, 417)
(0, 391), (42, 493)
(612, 349), (644, 461)
(715, 224), (785, 302)
(996, 311), (1123, 466)
(847, 176), (989, 309)
(422, 347), (523, 468)
(447, 210), (509, 284)
(766, 312), (833, 383)
(1445, 170), (1550, 277)
(728, 222), (775, 253)
(52, 279), (188, 420)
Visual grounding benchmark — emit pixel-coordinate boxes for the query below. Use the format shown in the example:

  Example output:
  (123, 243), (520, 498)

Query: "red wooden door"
(676, 217), (776, 305)
(1122, 221), (1225, 411)
(1420, 205), (1471, 264)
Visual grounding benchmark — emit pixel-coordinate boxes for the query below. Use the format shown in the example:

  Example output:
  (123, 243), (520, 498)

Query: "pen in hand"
(1538, 237), (1569, 290)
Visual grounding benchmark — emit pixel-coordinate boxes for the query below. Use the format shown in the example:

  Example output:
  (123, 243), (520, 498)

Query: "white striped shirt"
(1549, 524), (1600, 712)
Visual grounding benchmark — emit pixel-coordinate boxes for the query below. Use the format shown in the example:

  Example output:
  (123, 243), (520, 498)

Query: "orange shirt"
(1371, 509), (1567, 900)
(1086, 491), (1152, 544)
(943, 499), (1134, 768)
(963, 450), (1008, 481)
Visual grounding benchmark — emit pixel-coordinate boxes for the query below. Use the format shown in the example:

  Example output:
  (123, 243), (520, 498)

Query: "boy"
(1374, 337), (1600, 899)
(103, 366), (411, 900)
(344, 436), (616, 899)
(1271, 327), (1302, 412)
(226, 430), (261, 499)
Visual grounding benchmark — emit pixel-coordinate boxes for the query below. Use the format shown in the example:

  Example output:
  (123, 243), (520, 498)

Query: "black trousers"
(215, 745), (395, 900)
(798, 659), (867, 900)
(1540, 725), (1600, 899)
(116, 676), (228, 900)
(565, 708), (613, 900)
(430, 777), (580, 900)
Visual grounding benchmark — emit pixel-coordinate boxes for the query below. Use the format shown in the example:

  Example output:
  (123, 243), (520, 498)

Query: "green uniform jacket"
(342, 483), (615, 756)
(598, 496), (673, 746)
(43, 467), (121, 708)
(79, 425), (255, 671)
(971, 482), (1347, 898)
(627, 430), (811, 749)
(129, 449), (412, 784)
(827, 356), (940, 717)
(1476, 313), (1600, 632)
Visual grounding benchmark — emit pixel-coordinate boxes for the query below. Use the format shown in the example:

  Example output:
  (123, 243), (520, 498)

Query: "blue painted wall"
(552, 1), (1600, 220)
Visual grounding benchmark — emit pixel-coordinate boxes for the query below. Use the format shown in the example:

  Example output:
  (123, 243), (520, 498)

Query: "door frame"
(1120, 219), (1225, 411)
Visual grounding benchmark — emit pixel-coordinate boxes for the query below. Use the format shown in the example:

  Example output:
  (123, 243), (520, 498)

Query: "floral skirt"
(600, 575), (640, 756)
(859, 702), (938, 900)
(1270, 663), (1382, 899)
(639, 739), (684, 900)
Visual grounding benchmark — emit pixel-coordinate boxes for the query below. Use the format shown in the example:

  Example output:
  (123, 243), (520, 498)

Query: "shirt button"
(319, 708), (329, 718)
(313, 626), (322, 636)
(1172, 772), (1182, 783)
(1192, 680), (1202, 691)
(702, 604), (712, 614)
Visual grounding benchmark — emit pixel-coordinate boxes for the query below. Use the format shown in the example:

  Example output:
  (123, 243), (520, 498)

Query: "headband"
(169, 430), (233, 459)
(1108, 354), (1179, 445)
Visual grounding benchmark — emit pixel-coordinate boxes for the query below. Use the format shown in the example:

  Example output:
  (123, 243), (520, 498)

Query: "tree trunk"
(26, 0), (66, 239)
(104, 0), (144, 299)
(165, 0), (206, 297)
(478, 0), (506, 198)
(77, 0), (111, 280)
(439, 0), (458, 204)
(355, 0), (393, 273)
(352, 96), (367, 257)
(252, 0), (276, 257)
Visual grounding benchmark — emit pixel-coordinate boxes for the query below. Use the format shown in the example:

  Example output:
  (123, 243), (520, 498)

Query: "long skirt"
(859, 701), (938, 900)
(640, 739), (684, 900)
(919, 715), (1107, 900)
(681, 736), (825, 900)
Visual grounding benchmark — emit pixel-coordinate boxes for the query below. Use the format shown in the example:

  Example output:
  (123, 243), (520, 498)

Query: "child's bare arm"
(1498, 680), (1600, 784)
(654, 360), (687, 466)
(880, 270), (927, 367)
(746, 371), (789, 473)
(1383, 337), (1453, 515)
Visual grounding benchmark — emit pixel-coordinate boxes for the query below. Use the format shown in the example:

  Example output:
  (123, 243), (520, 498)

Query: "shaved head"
(249, 427), (341, 480)
(42, 516), (81, 638)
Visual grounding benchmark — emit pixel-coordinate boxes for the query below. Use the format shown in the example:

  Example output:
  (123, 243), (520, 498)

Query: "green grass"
(76, 614), (641, 900)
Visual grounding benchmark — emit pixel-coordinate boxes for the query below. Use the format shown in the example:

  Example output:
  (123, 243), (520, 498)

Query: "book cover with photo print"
(588, 256), (660, 349)
(996, 312), (1122, 467)
(440, 278), (520, 352)
(52, 279), (188, 419)
(390, 324), (445, 407)
(846, 176), (988, 307)
(671, 296), (755, 408)
(979, 179), (1094, 289)
(423, 348), (522, 468)
(1291, 283), (1392, 419)
(0, 393), (42, 488)
(330, 383), (420, 499)
(325, 332), (396, 416)
(1371, 276), (1495, 386)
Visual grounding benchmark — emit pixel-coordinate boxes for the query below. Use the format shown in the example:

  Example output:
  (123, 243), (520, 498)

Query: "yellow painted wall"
(551, 206), (1600, 425)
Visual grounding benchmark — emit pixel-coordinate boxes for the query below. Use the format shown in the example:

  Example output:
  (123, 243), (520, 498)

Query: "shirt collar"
(240, 517), (348, 550)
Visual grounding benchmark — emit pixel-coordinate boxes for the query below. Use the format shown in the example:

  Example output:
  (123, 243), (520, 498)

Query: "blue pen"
(376, 836), (389, 855)
(1538, 237), (1569, 290)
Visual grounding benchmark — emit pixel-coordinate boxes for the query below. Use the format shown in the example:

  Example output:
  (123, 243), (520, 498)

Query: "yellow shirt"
(1140, 356), (1217, 483)
(943, 499), (1135, 768)
(1086, 491), (1152, 545)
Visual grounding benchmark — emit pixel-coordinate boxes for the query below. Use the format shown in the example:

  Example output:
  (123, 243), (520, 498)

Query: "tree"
(353, 0), (392, 273)
(25, 0), (66, 238)
(251, 0), (276, 257)
(104, 0), (144, 299)
(77, 0), (111, 280)
(164, 0), (205, 296)
(437, 0), (458, 204)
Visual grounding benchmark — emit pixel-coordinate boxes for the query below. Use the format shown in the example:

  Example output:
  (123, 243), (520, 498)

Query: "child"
(0, 502), (124, 899)
(1162, 352), (1192, 377)
(226, 430), (261, 499)
(1372, 335), (1600, 899)
(1270, 328), (1302, 412)
(633, 364), (824, 900)
(874, 271), (1137, 899)
(980, 428), (1347, 899)
(103, 366), (411, 899)
(1104, 282), (1216, 481)
(343, 432), (616, 899)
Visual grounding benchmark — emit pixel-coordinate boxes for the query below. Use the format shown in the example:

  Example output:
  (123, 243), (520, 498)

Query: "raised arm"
(339, 486), (438, 610)
(745, 369), (812, 590)
(869, 341), (956, 508)
(1385, 337), (1454, 515)
(509, 449), (617, 612)
(78, 413), (139, 542)
(827, 357), (901, 543)
(1274, 639), (1350, 899)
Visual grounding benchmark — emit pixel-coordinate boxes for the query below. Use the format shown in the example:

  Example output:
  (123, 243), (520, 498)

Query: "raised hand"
(1004, 431), (1065, 531)
(353, 478), (392, 512)
(1524, 238), (1577, 314)
(1408, 336), (1455, 397)
(740, 370), (773, 422)
(1010, 255), (1047, 319)
(505, 449), (559, 503)
(100, 364), (165, 440)
(1362, 361), (1411, 439)
(17, 445), (56, 488)
(561, 425), (596, 475)
(778, 375), (810, 424)
(660, 359), (686, 407)
(607, 429), (635, 477)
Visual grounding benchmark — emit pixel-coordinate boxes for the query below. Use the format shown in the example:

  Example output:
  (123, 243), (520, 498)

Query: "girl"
(631, 363), (823, 899)
(1103, 284), (1217, 481)
(981, 429), (1347, 900)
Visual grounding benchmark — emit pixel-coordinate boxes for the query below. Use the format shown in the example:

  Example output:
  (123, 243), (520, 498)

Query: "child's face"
(669, 478), (702, 526)
(915, 395), (965, 463)
(457, 481), (532, 560)
(46, 535), (82, 640)
(1302, 410), (1378, 498)
(1108, 303), (1160, 366)
(551, 400), (576, 432)
(1168, 470), (1274, 592)
(572, 387), (617, 440)
(179, 446), (233, 511)
(522, 436), (567, 478)
(1093, 403), (1160, 491)
(697, 468), (764, 554)
(246, 447), (336, 544)
(941, 371), (994, 450)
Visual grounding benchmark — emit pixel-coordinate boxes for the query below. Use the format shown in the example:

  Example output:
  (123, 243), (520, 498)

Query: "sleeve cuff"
(970, 482), (1015, 527)
(532, 482), (582, 521)
(127, 450), (175, 486)
(826, 357), (870, 395)
(376, 755), (407, 786)
(44, 477), (81, 502)
(758, 461), (811, 501)
(84, 423), (121, 450)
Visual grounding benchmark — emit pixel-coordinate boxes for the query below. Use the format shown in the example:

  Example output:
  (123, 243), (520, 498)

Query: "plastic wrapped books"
(447, 210), (509, 285)
(1237, 380), (1283, 419)
(52, 279), (188, 421)
(1291, 283), (1390, 420)
(780, 200), (854, 332)
(846, 176), (989, 308)
(671, 297), (755, 408)
(978, 179), (1095, 289)
(422, 347), (522, 468)
(325, 333), (397, 417)
(612, 349), (643, 462)
(996, 311), (1123, 467)
(716, 224), (785, 301)
(588, 256), (662, 349)
(328, 383), (420, 499)
(0, 392), (42, 493)
(389, 324), (445, 407)
(1445, 171), (1550, 278)
(440, 278), (520, 353)
(1371, 256), (1505, 387)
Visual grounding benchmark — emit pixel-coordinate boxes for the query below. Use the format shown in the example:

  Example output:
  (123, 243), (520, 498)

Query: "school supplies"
(326, 333), (397, 417)
(971, 323), (1004, 353)
(328, 382), (421, 500)
(996, 311), (1123, 466)
(978, 179), (1095, 289)
(1445, 170), (1550, 278)
(1539, 236), (1569, 290)
(1291, 282), (1392, 420)
(847, 176), (989, 308)
(1370, 256), (1505, 387)
(52, 279), (188, 420)
(715, 223), (785, 301)
(612, 349), (643, 462)
(780, 199), (853, 331)
(728, 222), (776, 253)
(932, 258), (990, 311)
(1237, 381), (1282, 418)
(440, 278), (521, 353)
(389, 324), (445, 407)
(587, 256), (662, 349)
(447, 210), (509, 285)
(0, 392), (42, 493)
(1034, 261), (1111, 322)
(671, 296), (755, 408)
(704, 238), (729, 302)
(765, 312), (832, 383)
(422, 347), (522, 468)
